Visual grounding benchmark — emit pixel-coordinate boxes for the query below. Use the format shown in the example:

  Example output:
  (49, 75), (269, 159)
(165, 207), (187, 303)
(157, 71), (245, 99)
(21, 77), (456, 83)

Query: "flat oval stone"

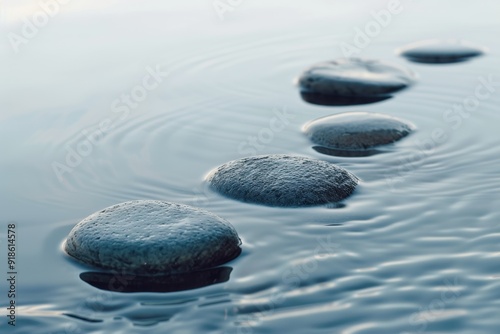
(64, 200), (241, 275)
(303, 112), (415, 151)
(397, 39), (485, 63)
(206, 155), (358, 207)
(297, 58), (415, 97)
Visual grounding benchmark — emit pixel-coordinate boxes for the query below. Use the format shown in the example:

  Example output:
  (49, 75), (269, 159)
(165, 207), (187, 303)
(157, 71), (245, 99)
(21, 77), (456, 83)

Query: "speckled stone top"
(303, 112), (415, 150)
(65, 200), (241, 275)
(206, 155), (358, 207)
(298, 58), (415, 97)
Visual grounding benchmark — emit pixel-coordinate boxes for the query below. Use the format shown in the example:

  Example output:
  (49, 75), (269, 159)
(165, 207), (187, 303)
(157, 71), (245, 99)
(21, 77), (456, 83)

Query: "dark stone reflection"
(402, 56), (473, 64)
(312, 146), (382, 158)
(300, 92), (392, 106)
(80, 266), (233, 293)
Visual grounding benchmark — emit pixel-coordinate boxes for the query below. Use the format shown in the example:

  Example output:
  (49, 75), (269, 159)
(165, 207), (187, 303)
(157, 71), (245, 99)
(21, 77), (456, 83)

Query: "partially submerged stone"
(297, 58), (415, 98)
(397, 39), (485, 64)
(206, 155), (358, 207)
(65, 200), (241, 275)
(303, 112), (415, 151)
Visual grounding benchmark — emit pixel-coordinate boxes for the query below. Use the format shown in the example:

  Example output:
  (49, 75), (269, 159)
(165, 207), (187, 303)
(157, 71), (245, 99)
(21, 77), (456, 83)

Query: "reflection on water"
(312, 145), (383, 157)
(300, 91), (392, 106)
(2, 0), (500, 333)
(80, 267), (233, 293)
(403, 56), (476, 65)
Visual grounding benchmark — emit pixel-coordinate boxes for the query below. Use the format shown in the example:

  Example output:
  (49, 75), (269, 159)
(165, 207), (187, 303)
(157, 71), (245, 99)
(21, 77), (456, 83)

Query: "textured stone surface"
(397, 39), (485, 63)
(206, 155), (358, 207)
(297, 58), (415, 97)
(303, 112), (415, 151)
(65, 200), (241, 275)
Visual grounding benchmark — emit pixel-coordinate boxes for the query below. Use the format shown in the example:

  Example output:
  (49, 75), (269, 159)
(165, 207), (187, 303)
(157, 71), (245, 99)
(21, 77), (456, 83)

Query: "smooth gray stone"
(206, 155), (358, 207)
(397, 39), (485, 63)
(297, 58), (415, 97)
(304, 112), (415, 151)
(65, 200), (241, 275)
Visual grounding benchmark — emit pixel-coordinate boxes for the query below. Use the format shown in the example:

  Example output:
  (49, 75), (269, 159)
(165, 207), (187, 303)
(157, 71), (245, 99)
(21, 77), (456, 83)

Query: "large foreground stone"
(65, 200), (241, 275)
(297, 58), (415, 97)
(303, 112), (415, 151)
(206, 155), (358, 207)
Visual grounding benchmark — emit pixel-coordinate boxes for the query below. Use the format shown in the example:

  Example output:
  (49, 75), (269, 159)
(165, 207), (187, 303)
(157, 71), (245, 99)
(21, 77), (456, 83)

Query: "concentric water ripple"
(2, 1), (500, 333)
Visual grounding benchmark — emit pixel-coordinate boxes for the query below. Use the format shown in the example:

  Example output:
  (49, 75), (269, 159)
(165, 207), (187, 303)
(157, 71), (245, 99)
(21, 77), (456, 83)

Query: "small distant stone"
(303, 112), (415, 151)
(65, 200), (241, 275)
(297, 58), (415, 97)
(397, 39), (485, 64)
(206, 155), (358, 207)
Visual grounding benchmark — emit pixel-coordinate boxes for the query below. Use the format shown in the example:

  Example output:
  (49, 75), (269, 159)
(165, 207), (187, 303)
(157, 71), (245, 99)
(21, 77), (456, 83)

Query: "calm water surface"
(1, 0), (500, 333)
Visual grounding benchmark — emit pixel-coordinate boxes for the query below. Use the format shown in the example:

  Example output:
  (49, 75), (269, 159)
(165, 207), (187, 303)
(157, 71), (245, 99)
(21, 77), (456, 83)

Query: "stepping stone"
(397, 39), (485, 64)
(64, 200), (241, 275)
(206, 154), (358, 207)
(303, 112), (414, 152)
(297, 58), (415, 99)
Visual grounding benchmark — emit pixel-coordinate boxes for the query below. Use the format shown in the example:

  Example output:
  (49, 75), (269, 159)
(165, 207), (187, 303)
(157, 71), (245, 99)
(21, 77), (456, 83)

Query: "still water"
(1, 0), (500, 333)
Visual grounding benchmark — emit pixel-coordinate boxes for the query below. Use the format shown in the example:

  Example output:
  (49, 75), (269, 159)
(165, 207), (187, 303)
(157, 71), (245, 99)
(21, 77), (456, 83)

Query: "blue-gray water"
(1, 0), (500, 333)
